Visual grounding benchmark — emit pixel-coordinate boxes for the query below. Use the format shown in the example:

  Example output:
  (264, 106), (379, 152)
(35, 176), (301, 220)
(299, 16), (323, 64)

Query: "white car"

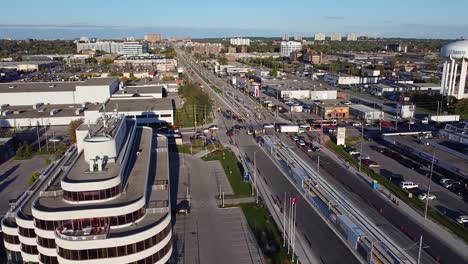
(358, 155), (370, 160)
(456, 215), (468, 224)
(208, 125), (219, 130)
(263, 124), (274, 129)
(400, 181), (419, 190)
(348, 150), (360, 155)
(439, 178), (452, 185)
(352, 122), (362, 127)
(418, 193), (436, 200)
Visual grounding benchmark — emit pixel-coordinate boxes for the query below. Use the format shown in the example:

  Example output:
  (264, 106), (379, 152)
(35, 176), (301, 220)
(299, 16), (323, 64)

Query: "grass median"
(241, 203), (294, 264)
(325, 139), (468, 244)
(202, 148), (252, 197)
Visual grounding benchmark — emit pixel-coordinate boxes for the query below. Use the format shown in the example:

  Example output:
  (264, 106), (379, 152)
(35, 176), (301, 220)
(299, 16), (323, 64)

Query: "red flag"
(291, 197), (298, 205)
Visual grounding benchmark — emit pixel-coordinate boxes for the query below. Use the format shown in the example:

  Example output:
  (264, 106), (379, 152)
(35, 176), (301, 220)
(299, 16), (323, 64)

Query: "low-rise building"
(381, 102), (416, 119)
(349, 104), (384, 120)
(265, 80), (337, 100)
(312, 102), (349, 120)
(230, 38), (250, 46)
(0, 61), (59, 72)
(324, 73), (360, 86)
(0, 137), (15, 164)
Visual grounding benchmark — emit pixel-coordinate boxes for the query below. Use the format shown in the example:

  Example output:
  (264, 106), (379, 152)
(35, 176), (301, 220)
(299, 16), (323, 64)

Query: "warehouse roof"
(102, 97), (173, 112)
(0, 78), (117, 93)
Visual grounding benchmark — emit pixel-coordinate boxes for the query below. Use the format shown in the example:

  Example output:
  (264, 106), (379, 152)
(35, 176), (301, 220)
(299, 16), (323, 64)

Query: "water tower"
(440, 40), (468, 100)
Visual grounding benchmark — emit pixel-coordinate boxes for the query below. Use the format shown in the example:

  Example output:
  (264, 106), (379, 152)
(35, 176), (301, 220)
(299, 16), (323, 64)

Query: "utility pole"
(36, 124), (41, 151)
(254, 151), (259, 204)
(193, 104), (196, 131)
(283, 192), (286, 247)
(359, 120), (364, 172)
(424, 151), (436, 219)
(317, 155), (320, 175)
(417, 235), (423, 264)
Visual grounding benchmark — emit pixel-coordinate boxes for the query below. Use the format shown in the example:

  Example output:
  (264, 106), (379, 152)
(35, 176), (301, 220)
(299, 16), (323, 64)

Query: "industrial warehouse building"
(0, 78), (174, 128)
(264, 79), (338, 100)
(1, 116), (173, 263)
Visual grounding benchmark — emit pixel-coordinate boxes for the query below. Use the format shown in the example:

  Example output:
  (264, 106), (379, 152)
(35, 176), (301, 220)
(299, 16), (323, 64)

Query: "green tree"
(16, 142), (32, 159)
(28, 172), (41, 185)
(271, 69), (278, 78)
(218, 56), (228, 65)
(69, 118), (84, 144)
(454, 99), (468, 117)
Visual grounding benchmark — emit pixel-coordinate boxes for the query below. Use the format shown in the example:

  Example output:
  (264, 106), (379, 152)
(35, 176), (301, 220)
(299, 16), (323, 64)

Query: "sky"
(0, 0), (467, 39)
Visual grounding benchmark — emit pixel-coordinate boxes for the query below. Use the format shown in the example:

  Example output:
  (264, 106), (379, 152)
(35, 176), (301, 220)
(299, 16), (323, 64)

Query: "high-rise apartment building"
(346, 33), (357, 41)
(230, 38), (250, 46)
(294, 35), (303, 41)
(76, 42), (123, 54)
(331, 33), (342, 41)
(281, 41), (302, 57)
(314, 33), (326, 41)
(1, 115), (172, 264)
(144, 34), (163, 43)
(282, 34), (290, 41)
(122, 42), (149, 56)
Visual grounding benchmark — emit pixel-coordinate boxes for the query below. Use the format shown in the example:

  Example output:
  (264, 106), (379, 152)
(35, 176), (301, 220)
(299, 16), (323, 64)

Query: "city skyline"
(0, 0), (467, 39)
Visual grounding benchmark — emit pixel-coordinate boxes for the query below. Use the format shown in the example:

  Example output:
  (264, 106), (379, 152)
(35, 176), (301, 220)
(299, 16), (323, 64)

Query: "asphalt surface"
(178, 49), (468, 264)
(179, 51), (362, 263)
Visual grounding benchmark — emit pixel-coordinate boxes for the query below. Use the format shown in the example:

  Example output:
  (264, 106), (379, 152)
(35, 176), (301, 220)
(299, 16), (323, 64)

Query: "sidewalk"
(320, 143), (468, 260)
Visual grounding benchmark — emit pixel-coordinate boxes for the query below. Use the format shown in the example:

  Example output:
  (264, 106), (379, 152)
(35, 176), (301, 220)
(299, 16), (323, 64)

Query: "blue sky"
(0, 0), (467, 39)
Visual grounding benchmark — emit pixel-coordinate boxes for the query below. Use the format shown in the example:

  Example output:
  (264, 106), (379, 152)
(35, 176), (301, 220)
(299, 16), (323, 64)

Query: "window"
(3, 234), (20, 244)
(18, 226), (36, 238)
(58, 224), (171, 260)
(160, 114), (172, 118)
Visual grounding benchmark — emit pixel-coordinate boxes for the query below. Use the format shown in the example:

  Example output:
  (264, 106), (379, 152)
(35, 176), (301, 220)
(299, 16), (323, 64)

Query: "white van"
(399, 181), (419, 190)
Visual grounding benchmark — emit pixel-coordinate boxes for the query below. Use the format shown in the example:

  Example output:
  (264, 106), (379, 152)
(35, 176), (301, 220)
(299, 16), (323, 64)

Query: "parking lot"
(0, 156), (47, 217)
(344, 127), (468, 225)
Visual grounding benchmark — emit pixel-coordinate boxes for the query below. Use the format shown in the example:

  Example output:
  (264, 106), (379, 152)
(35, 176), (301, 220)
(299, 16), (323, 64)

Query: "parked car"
(263, 123), (274, 129)
(357, 155), (370, 161)
(311, 146), (320, 152)
(363, 160), (380, 168)
(439, 178), (452, 185)
(400, 181), (419, 190)
(418, 193), (436, 200)
(208, 125), (219, 130)
(449, 185), (467, 196)
(226, 130), (236, 137)
(291, 135), (299, 141)
(370, 146), (386, 153)
(415, 168), (431, 177)
(348, 149), (360, 155)
(456, 215), (468, 224)
(442, 180), (460, 189)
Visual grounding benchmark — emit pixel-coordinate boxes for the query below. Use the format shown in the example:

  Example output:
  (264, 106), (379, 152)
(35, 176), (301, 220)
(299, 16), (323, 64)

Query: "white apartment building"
(280, 41), (302, 57)
(76, 42), (123, 54)
(230, 38), (250, 46)
(314, 33), (326, 41)
(1, 115), (172, 264)
(122, 42), (149, 56)
(331, 33), (342, 41)
(324, 73), (360, 86)
(346, 33), (357, 41)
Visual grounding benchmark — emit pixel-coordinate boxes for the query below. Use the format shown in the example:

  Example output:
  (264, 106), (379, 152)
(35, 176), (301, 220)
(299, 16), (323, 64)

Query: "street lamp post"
(253, 150), (259, 204)
(424, 151), (436, 219)
(359, 118), (364, 172)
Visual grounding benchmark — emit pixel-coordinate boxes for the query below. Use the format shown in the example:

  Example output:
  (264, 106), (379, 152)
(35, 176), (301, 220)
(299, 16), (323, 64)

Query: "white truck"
(277, 125), (300, 133)
(429, 115), (460, 122)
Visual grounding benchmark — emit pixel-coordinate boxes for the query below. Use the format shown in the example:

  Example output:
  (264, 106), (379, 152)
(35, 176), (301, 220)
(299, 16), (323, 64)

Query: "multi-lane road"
(177, 48), (468, 264)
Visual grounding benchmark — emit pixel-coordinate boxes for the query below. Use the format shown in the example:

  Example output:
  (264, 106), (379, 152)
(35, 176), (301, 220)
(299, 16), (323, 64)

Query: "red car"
(363, 160), (380, 168)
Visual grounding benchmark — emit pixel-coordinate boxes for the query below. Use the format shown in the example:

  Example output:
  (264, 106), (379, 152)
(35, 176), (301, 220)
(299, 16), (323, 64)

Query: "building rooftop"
(121, 85), (164, 95)
(349, 104), (383, 113)
(0, 78), (117, 93)
(0, 103), (102, 119)
(102, 97), (173, 112)
(264, 79), (336, 91)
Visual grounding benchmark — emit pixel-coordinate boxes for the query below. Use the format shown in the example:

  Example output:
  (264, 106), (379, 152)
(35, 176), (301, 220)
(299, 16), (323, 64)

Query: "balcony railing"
(56, 223), (110, 241)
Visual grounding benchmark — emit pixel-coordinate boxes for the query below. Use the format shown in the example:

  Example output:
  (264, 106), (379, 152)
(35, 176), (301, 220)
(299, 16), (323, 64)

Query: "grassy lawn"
(241, 203), (293, 264)
(326, 139), (468, 244)
(176, 144), (192, 154)
(202, 148), (252, 197)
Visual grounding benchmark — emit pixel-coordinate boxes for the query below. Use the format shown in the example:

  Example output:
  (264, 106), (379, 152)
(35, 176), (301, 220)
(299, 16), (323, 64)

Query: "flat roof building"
(1, 115), (172, 263)
(280, 41), (302, 57)
(349, 104), (384, 120)
(0, 78), (119, 106)
(264, 79), (338, 100)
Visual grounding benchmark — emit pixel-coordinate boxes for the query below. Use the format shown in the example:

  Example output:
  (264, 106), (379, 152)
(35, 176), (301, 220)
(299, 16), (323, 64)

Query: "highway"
(176, 48), (468, 264)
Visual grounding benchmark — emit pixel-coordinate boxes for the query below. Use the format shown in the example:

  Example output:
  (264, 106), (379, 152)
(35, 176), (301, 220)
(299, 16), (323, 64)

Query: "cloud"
(324, 16), (345, 20)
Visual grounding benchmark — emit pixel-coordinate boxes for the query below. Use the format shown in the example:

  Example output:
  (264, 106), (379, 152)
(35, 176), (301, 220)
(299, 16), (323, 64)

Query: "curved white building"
(440, 40), (468, 99)
(1, 115), (172, 264)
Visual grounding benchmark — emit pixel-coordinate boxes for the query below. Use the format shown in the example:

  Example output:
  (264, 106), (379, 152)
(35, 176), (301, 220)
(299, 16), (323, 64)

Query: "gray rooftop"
(349, 104), (383, 113)
(102, 98), (173, 112)
(0, 103), (102, 119)
(264, 79), (336, 91)
(120, 85), (164, 95)
(0, 78), (118, 93)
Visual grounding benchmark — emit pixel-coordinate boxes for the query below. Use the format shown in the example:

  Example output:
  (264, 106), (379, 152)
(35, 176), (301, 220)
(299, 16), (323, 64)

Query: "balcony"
(56, 223), (110, 241)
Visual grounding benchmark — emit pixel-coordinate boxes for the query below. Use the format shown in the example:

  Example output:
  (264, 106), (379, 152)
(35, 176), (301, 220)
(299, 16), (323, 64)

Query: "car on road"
(415, 168), (431, 177)
(301, 145), (312, 153)
(311, 146), (320, 152)
(233, 125), (245, 130)
(456, 215), (468, 224)
(439, 178), (452, 185)
(208, 125), (219, 130)
(226, 130), (236, 137)
(290, 135), (299, 141)
(263, 123), (274, 129)
(442, 180), (460, 189)
(296, 140), (306, 146)
(418, 193), (436, 200)
(363, 160), (380, 168)
(448, 185), (467, 196)
(347, 148), (360, 155)
(400, 181), (419, 190)
(370, 146), (386, 153)
(357, 155), (370, 160)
